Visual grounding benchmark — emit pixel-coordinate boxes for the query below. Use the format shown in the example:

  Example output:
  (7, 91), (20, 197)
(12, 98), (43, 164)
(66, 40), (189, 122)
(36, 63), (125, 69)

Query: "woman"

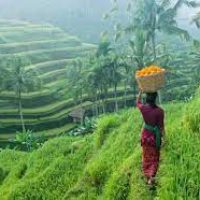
(137, 91), (165, 187)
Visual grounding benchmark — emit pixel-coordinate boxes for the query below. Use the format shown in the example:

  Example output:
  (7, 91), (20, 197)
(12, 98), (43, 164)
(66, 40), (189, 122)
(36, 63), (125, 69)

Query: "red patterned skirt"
(141, 130), (160, 179)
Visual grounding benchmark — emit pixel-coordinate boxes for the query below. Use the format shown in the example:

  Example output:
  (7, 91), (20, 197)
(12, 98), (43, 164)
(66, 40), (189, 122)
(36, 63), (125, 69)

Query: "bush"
(68, 117), (96, 136)
(14, 130), (45, 151)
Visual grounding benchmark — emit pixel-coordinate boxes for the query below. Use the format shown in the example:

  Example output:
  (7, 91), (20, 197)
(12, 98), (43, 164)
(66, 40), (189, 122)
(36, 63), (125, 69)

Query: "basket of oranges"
(135, 65), (165, 92)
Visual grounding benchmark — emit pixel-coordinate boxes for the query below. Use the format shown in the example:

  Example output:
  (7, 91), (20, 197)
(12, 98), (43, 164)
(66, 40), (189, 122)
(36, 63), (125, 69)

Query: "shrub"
(14, 130), (45, 151)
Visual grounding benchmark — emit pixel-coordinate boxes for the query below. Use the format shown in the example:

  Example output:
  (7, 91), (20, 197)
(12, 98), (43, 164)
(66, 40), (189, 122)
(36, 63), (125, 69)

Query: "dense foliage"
(0, 1), (200, 198)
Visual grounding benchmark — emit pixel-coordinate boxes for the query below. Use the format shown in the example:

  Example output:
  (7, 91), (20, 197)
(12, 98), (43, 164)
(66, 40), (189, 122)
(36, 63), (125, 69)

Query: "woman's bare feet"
(147, 177), (156, 190)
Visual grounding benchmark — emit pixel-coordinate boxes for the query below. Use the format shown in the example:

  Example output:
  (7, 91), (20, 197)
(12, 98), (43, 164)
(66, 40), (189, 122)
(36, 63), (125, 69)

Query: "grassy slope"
(0, 97), (199, 199)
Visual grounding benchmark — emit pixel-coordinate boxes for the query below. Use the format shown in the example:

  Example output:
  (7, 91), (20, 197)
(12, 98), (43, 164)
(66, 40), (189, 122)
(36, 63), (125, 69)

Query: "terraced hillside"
(0, 19), (96, 138)
(0, 20), (198, 140)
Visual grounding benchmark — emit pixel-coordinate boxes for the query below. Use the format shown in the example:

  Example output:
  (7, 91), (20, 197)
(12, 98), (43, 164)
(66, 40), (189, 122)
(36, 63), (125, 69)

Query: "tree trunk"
(114, 83), (118, 112)
(152, 33), (156, 62)
(97, 89), (102, 114)
(124, 79), (128, 108)
(100, 87), (106, 114)
(95, 95), (98, 116)
(152, 3), (157, 62)
(133, 80), (137, 106)
(158, 90), (162, 105)
(102, 99), (105, 114)
(103, 87), (108, 113)
(80, 91), (84, 126)
(18, 91), (26, 133)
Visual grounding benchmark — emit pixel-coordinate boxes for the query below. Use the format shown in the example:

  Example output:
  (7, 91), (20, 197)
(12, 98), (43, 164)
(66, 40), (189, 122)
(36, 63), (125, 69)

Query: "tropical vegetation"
(0, 0), (200, 199)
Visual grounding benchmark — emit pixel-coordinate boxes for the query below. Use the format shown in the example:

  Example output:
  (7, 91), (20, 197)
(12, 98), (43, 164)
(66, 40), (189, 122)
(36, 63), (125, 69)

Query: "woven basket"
(135, 70), (165, 92)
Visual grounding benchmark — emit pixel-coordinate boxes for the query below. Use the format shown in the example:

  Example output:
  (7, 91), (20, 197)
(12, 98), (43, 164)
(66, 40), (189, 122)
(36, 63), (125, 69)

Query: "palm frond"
(114, 32), (122, 42)
(173, 0), (185, 11)
(174, 0), (200, 11)
(157, 0), (171, 14)
(183, 0), (200, 8)
(126, 2), (132, 12)
(193, 39), (200, 48)
(124, 25), (135, 34)
(162, 0), (171, 7)
(160, 25), (190, 41)
(157, 8), (177, 29)
(192, 11), (200, 28)
(129, 40), (135, 51)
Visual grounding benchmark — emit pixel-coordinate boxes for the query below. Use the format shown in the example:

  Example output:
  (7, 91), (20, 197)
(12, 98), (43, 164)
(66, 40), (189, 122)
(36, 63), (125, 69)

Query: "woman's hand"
(161, 137), (166, 148)
(137, 90), (143, 100)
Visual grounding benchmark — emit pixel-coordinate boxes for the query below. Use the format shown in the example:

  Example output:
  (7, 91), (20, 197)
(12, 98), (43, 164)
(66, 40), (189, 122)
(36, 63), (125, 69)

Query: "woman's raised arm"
(136, 90), (143, 109)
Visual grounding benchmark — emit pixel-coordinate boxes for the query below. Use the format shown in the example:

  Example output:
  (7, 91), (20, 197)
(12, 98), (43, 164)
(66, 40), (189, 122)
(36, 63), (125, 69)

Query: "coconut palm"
(86, 68), (100, 116)
(3, 56), (41, 132)
(118, 54), (136, 107)
(108, 54), (123, 112)
(126, 0), (199, 61)
(90, 60), (110, 113)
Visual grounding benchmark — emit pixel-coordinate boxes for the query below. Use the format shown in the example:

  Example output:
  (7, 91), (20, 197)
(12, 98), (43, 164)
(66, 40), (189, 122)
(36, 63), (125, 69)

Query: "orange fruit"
(135, 65), (164, 77)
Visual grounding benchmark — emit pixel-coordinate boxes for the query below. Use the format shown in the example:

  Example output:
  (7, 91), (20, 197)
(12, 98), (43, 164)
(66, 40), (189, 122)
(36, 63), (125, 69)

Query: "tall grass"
(0, 94), (200, 200)
(0, 100), (199, 199)
(183, 87), (200, 133)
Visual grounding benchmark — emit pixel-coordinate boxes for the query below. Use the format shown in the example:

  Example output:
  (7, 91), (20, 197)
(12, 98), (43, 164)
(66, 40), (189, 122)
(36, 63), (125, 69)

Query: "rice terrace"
(0, 0), (200, 199)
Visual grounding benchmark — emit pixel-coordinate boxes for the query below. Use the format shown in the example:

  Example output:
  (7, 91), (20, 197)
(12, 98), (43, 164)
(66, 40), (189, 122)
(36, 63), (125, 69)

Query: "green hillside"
(0, 1), (199, 199)
(0, 88), (199, 199)
(0, 20), (137, 138)
(0, 19), (96, 136)
(0, 19), (198, 140)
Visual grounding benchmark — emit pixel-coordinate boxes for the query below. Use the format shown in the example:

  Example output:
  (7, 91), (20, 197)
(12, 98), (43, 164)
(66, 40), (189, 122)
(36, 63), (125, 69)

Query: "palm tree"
(95, 57), (111, 113)
(96, 39), (112, 57)
(119, 54), (134, 107)
(127, 29), (150, 69)
(127, 0), (198, 61)
(86, 68), (100, 116)
(4, 56), (41, 132)
(125, 0), (199, 104)
(109, 54), (122, 112)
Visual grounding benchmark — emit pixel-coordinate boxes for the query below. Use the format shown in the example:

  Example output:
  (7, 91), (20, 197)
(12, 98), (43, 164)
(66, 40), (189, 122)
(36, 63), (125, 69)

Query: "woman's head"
(146, 92), (158, 107)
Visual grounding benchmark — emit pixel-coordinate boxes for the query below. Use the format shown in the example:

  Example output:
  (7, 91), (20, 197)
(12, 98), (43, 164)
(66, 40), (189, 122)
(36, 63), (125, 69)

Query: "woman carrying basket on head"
(137, 91), (165, 187)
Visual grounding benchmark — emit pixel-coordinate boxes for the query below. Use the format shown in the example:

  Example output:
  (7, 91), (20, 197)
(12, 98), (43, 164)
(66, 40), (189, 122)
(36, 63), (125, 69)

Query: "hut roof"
(69, 108), (86, 119)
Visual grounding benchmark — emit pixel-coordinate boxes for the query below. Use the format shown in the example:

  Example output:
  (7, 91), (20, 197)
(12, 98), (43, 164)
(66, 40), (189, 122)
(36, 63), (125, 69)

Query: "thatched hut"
(69, 108), (86, 124)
